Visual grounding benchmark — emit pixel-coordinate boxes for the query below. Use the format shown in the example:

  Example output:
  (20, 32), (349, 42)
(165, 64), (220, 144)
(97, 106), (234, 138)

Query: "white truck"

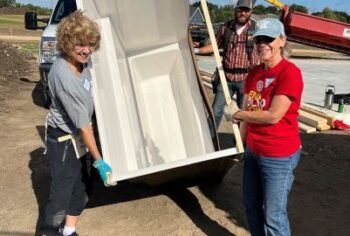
(24, 0), (242, 185)
(25, 0), (77, 106)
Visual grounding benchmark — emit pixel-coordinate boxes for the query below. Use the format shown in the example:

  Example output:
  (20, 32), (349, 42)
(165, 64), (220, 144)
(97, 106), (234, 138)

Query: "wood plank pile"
(199, 69), (213, 89)
(298, 103), (337, 133)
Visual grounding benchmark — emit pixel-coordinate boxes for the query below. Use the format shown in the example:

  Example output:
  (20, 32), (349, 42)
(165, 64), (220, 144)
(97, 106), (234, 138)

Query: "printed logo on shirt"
(247, 90), (266, 111)
(265, 77), (275, 88)
(256, 80), (264, 92)
(83, 78), (91, 91)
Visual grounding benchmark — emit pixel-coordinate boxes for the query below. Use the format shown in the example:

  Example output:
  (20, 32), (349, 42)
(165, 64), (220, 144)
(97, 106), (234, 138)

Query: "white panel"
(129, 45), (187, 164)
(80, 0), (237, 182)
(90, 18), (148, 175)
(115, 148), (239, 181)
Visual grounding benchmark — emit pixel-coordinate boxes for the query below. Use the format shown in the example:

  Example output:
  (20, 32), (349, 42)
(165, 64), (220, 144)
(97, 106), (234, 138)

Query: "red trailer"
(281, 6), (350, 55)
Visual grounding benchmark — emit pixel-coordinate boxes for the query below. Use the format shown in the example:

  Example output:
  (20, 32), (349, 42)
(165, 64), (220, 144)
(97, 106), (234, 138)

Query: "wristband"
(194, 48), (200, 54)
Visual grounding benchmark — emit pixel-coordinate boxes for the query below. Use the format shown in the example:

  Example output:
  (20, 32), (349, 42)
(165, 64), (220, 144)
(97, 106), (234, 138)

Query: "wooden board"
(201, 75), (212, 84)
(200, 0), (244, 153)
(300, 104), (336, 127)
(199, 69), (213, 77)
(316, 124), (331, 131)
(299, 110), (328, 127)
(298, 122), (317, 133)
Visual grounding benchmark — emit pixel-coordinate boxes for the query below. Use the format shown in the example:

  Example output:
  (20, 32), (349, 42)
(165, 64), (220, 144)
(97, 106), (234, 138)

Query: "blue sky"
(17, 0), (350, 14)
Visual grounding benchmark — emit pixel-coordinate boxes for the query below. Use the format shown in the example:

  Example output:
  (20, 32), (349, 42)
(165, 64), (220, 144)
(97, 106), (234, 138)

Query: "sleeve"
(58, 87), (91, 129)
(274, 65), (304, 103)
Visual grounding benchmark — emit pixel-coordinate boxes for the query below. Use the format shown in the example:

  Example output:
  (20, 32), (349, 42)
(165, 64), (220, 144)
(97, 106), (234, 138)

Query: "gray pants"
(41, 127), (88, 233)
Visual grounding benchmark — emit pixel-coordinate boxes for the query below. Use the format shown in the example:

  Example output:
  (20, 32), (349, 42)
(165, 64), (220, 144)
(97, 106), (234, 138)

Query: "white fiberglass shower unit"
(77, 0), (240, 183)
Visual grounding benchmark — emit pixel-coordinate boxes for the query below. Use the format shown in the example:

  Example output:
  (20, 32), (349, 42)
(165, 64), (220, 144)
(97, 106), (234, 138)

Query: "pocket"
(46, 136), (58, 144)
(46, 135), (71, 164)
(61, 140), (72, 162)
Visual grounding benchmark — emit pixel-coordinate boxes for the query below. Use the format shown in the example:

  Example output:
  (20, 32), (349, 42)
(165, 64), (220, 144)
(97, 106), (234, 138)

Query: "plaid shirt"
(216, 20), (259, 82)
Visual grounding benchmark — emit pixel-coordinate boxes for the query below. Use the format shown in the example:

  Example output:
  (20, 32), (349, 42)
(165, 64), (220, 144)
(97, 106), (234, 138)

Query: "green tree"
(26, 3), (36, 11)
(322, 7), (339, 21)
(333, 10), (350, 23)
(0, 0), (16, 7)
(290, 4), (308, 14)
(210, 7), (220, 22)
(221, 5), (234, 22)
(252, 4), (282, 15)
(312, 11), (322, 16)
(253, 4), (267, 14)
(266, 6), (280, 15)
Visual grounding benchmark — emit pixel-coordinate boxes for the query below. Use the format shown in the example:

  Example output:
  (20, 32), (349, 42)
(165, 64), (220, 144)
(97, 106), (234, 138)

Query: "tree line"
(0, 0), (51, 15)
(1, 0), (349, 23)
(192, 2), (350, 24)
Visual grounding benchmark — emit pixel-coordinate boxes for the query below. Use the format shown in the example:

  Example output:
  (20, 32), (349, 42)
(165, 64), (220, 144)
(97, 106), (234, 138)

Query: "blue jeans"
(243, 147), (301, 236)
(212, 80), (244, 127)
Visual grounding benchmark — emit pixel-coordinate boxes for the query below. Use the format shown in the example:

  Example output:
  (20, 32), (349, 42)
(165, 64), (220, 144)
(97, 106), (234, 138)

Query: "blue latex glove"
(93, 159), (117, 187)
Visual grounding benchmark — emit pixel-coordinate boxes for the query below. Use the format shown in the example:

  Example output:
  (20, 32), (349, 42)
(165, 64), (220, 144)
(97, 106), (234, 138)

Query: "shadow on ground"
(165, 186), (233, 236)
(28, 128), (247, 235)
(198, 132), (248, 229)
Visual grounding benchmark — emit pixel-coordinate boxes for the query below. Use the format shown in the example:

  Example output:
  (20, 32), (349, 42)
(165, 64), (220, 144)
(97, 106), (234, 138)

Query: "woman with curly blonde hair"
(41, 10), (115, 236)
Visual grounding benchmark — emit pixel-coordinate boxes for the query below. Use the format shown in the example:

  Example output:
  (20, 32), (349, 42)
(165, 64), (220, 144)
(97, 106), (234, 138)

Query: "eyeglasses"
(74, 46), (94, 57)
(254, 36), (276, 44)
(77, 49), (92, 57)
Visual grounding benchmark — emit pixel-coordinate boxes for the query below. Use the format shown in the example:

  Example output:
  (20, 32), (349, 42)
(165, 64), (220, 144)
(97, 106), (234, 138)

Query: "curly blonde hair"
(56, 10), (101, 55)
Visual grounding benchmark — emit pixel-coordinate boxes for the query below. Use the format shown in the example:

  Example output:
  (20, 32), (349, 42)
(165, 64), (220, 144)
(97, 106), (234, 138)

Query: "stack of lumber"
(298, 103), (336, 133)
(199, 69), (213, 89)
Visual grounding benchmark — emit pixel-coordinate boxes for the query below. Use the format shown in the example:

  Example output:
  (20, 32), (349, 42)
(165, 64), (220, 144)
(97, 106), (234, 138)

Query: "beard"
(235, 14), (250, 25)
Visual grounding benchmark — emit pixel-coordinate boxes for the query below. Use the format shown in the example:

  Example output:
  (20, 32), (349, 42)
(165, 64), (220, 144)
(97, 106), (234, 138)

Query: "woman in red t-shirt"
(225, 18), (303, 236)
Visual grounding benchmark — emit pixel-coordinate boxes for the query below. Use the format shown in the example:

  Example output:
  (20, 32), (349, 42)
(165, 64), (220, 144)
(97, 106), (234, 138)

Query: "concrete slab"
(291, 58), (350, 107)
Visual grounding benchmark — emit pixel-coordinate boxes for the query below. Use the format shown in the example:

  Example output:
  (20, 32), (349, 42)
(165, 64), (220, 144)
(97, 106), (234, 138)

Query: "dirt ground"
(0, 40), (350, 236)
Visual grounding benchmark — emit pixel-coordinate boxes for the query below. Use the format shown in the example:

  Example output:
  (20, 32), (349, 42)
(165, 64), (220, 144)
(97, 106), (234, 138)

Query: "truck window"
(51, 0), (77, 24)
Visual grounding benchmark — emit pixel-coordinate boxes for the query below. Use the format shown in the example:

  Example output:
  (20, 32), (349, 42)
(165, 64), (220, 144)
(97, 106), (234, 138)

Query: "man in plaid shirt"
(195, 0), (259, 128)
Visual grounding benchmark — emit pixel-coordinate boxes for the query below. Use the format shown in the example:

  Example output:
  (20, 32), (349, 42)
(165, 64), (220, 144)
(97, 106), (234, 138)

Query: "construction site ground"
(1, 39), (350, 236)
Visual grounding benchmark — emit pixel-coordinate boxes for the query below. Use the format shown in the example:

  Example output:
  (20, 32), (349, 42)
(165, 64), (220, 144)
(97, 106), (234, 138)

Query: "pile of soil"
(0, 40), (37, 114)
(0, 41), (34, 81)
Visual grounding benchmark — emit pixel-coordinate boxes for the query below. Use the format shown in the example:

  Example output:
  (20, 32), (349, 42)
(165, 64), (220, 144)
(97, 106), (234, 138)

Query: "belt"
(47, 126), (87, 158)
(223, 67), (248, 74)
(47, 126), (70, 139)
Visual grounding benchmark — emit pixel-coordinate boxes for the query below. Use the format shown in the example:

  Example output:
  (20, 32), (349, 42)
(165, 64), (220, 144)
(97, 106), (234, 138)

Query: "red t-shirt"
(244, 59), (303, 157)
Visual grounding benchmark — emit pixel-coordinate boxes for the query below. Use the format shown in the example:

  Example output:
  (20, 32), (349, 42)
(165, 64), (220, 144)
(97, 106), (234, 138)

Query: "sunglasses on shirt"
(254, 36), (276, 44)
